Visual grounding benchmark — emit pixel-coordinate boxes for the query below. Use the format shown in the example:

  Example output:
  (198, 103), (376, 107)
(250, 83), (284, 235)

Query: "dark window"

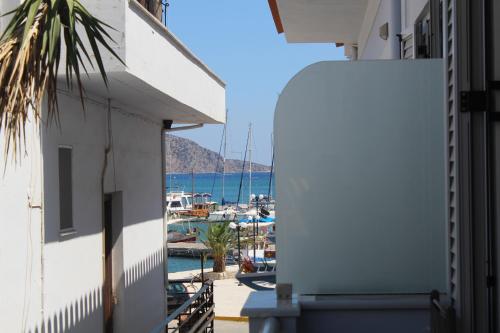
(415, 16), (431, 58)
(59, 147), (73, 230)
(171, 201), (182, 208)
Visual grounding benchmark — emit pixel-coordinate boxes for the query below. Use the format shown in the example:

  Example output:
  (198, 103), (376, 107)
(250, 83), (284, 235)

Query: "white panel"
(277, 0), (368, 43)
(275, 60), (447, 294)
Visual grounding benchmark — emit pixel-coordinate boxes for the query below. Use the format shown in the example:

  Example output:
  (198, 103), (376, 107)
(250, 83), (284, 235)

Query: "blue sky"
(167, 0), (345, 165)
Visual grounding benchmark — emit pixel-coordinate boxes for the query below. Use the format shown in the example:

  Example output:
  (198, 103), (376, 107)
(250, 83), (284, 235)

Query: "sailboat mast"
(191, 168), (195, 209)
(248, 123), (252, 206)
(222, 109), (227, 205)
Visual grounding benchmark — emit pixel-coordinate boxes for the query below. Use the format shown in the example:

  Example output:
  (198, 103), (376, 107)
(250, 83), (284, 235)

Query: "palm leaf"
(0, 0), (125, 159)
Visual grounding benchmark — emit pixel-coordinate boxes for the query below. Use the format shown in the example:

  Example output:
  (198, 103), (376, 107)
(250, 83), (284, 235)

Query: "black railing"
(137, 0), (169, 26)
(150, 279), (215, 333)
(430, 290), (455, 333)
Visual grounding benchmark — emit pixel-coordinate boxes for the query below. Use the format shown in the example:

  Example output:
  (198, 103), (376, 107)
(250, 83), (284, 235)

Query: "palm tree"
(0, 0), (122, 156)
(203, 222), (234, 273)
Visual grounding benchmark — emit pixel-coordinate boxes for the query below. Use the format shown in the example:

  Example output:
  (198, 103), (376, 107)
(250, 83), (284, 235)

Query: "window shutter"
(402, 35), (414, 59)
(444, 0), (458, 304)
(59, 147), (73, 230)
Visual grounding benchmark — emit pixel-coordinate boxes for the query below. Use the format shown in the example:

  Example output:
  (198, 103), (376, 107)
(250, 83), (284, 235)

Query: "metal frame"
(150, 280), (215, 333)
(454, 0), (499, 331)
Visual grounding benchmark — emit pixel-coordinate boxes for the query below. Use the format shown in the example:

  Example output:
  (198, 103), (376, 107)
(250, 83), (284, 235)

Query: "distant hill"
(165, 134), (270, 173)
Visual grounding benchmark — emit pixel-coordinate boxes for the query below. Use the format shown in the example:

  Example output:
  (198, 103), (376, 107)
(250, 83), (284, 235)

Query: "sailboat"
(208, 110), (238, 221)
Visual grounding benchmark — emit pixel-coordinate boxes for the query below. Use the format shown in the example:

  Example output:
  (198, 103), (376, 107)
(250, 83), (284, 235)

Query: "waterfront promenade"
(169, 266), (254, 318)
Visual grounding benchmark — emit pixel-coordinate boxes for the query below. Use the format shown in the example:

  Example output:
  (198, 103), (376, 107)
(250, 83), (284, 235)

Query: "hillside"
(165, 134), (270, 173)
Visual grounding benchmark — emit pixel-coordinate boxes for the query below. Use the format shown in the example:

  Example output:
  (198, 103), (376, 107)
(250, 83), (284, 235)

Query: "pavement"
(169, 265), (275, 320)
(214, 320), (249, 333)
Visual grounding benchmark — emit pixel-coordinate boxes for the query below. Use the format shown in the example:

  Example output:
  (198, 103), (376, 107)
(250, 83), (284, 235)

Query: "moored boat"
(167, 230), (197, 243)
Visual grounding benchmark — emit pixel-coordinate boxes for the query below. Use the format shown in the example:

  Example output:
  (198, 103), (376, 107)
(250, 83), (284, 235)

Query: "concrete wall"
(36, 91), (165, 333)
(0, 117), (43, 332)
(358, 0), (400, 60)
(125, 3), (226, 123)
(0, 91), (165, 332)
(275, 60), (447, 295)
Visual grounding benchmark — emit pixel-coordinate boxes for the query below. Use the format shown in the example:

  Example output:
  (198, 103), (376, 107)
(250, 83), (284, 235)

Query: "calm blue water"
(167, 172), (274, 273)
(166, 171), (275, 205)
(169, 256), (214, 273)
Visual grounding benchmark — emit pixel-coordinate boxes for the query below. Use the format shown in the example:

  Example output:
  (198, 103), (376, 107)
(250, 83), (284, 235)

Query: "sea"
(167, 171), (275, 273)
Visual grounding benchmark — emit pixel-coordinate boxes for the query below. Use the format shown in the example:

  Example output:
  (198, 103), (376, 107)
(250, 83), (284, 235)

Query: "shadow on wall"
(26, 248), (164, 333)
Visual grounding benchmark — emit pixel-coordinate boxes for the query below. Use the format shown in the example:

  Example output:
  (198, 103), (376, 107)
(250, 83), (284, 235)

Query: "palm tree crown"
(0, 0), (123, 157)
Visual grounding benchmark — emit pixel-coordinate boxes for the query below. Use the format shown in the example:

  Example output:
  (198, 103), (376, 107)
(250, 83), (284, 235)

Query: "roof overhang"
(271, 0), (368, 43)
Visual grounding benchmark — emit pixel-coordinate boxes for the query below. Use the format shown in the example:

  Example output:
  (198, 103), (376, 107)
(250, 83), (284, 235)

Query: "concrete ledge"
(299, 294), (436, 310)
(215, 316), (249, 322)
(241, 291), (300, 318)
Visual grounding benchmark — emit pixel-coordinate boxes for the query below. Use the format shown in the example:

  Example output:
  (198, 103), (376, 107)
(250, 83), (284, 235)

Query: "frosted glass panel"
(275, 60), (446, 294)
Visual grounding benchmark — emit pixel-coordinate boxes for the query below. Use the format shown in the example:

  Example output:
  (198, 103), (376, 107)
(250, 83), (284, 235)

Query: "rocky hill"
(165, 134), (270, 173)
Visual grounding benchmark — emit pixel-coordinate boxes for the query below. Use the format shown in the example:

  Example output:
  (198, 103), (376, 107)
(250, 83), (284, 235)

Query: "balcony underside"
(75, 72), (221, 124)
(276, 0), (369, 43)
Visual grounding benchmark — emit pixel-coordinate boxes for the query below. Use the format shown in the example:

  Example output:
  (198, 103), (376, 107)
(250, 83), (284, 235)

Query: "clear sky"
(166, 0), (345, 165)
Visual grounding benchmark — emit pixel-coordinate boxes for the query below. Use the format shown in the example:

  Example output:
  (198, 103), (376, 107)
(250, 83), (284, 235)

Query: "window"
(58, 147), (73, 231)
(181, 197), (188, 208)
(415, 1), (444, 59)
(171, 201), (182, 208)
(415, 13), (431, 58)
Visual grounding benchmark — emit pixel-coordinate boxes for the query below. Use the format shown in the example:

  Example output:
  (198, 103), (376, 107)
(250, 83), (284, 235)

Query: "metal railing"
(136, 0), (169, 26)
(150, 279), (214, 333)
(430, 290), (455, 333)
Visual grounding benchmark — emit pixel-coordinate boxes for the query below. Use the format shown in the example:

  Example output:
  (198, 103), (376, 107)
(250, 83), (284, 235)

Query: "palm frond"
(0, 0), (124, 159)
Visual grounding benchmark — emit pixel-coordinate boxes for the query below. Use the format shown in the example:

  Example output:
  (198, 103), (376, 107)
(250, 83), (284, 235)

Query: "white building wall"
(275, 60), (447, 295)
(0, 119), (43, 332)
(40, 94), (107, 333)
(356, 0), (430, 60)
(401, 0), (429, 36)
(0, 0), (21, 31)
(125, 4), (226, 123)
(104, 98), (165, 333)
(10, 91), (166, 333)
(357, 0), (400, 60)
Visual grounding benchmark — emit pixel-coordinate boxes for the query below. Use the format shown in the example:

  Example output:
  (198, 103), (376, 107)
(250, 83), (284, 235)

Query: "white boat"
(166, 192), (192, 213)
(208, 207), (237, 221)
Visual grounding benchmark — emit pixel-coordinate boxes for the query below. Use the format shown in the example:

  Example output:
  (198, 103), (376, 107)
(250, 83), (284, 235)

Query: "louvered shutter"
(444, 0), (458, 304)
(402, 35), (414, 59)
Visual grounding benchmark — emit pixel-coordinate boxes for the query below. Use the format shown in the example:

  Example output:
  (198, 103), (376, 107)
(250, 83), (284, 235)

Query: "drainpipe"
(390, 0), (402, 59)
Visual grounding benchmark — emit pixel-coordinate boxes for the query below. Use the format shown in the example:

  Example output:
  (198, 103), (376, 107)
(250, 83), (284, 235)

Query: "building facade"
(241, 0), (499, 332)
(0, 1), (225, 332)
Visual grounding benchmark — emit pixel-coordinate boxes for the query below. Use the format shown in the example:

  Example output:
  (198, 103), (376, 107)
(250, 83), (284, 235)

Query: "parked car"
(167, 281), (190, 314)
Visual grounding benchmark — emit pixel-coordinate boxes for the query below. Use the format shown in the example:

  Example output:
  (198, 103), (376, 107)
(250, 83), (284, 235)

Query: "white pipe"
(390, 0), (402, 59)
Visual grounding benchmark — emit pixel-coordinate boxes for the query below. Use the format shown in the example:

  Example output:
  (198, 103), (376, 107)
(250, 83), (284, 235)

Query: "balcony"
(136, 0), (165, 23)
(61, 0), (226, 124)
(242, 59), (449, 332)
